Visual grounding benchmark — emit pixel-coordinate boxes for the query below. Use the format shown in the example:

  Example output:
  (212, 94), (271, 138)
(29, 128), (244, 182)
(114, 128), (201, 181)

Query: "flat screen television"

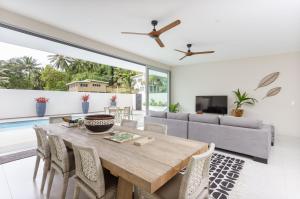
(196, 96), (228, 114)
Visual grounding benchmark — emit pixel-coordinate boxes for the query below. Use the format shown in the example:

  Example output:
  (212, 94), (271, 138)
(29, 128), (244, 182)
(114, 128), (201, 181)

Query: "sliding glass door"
(146, 68), (170, 113)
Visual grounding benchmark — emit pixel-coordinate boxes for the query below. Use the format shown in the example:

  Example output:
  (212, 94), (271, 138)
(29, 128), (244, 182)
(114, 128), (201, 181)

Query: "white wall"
(172, 52), (300, 137)
(0, 89), (135, 119)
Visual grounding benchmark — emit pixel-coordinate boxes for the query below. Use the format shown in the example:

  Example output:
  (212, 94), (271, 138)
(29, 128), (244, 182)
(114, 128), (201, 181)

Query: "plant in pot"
(82, 94), (90, 114)
(110, 95), (117, 107)
(35, 97), (49, 117)
(169, 103), (180, 113)
(232, 89), (257, 117)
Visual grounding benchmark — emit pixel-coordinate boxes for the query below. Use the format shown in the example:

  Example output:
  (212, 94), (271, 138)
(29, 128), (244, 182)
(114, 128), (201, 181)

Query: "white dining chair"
(121, 119), (138, 129)
(33, 126), (51, 193)
(144, 122), (167, 135)
(72, 143), (117, 199)
(137, 143), (215, 199)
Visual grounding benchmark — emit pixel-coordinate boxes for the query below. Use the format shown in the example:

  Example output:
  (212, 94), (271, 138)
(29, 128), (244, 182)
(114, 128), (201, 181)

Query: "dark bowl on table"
(84, 114), (115, 133)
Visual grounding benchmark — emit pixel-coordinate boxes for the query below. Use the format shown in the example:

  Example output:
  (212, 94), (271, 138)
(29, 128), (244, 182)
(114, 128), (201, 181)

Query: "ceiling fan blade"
(174, 49), (186, 54)
(179, 55), (187, 60)
(121, 32), (149, 35)
(155, 38), (165, 47)
(158, 20), (181, 34)
(192, 51), (215, 55)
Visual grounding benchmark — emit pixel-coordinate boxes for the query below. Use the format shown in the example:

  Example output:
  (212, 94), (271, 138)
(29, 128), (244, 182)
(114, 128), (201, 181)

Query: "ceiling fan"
(175, 44), (215, 60)
(121, 20), (181, 48)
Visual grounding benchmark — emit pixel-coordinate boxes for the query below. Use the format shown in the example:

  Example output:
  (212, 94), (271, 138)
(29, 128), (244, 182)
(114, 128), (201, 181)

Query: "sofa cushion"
(167, 112), (189, 121)
(189, 114), (219, 124)
(220, 116), (263, 129)
(149, 111), (167, 118)
(167, 120), (188, 139)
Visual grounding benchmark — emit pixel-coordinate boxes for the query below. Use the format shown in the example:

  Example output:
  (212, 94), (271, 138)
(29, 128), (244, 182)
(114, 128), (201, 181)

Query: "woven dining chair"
(72, 143), (117, 199)
(109, 108), (123, 124)
(144, 122), (167, 135)
(33, 126), (51, 193)
(121, 119), (138, 129)
(137, 143), (215, 199)
(46, 134), (75, 199)
(123, 106), (132, 120)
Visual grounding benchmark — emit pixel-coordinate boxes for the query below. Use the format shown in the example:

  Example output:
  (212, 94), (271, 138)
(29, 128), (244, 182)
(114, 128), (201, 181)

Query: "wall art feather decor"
(255, 72), (280, 90)
(262, 87), (282, 99)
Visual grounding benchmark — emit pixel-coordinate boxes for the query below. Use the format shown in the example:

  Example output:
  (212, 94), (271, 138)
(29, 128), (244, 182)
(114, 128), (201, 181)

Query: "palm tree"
(48, 54), (73, 71)
(15, 56), (40, 80)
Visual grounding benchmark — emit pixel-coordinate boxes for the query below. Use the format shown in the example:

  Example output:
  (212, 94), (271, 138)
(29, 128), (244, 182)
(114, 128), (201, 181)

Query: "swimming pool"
(0, 119), (49, 131)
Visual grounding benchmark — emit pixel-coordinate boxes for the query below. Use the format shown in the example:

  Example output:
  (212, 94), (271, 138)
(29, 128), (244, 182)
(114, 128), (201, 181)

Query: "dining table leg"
(117, 177), (133, 199)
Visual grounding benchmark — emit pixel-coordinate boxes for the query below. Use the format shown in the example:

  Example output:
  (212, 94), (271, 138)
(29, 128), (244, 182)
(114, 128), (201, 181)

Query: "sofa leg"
(271, 142), (274, 146)
(253, 157), (268, 164)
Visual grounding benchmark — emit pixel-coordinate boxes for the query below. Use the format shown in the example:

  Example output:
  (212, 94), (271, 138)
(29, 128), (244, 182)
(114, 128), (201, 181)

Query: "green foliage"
(41, 65), (68, 90)
(48, 54), (73, 71)
(169, 103), (180, 113)
(0, 54), (140, 93)
(149, 75), (168, 93)
(233, 89), (257, 110)
(0, 65), (9, 85)
(0, 56), (41, 89)
(71, 71), (108, 82)
(149, 99), (167, 107)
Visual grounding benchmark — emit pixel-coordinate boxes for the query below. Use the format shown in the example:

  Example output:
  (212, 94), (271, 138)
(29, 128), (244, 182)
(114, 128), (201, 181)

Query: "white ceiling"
(0, 0), (300, 67)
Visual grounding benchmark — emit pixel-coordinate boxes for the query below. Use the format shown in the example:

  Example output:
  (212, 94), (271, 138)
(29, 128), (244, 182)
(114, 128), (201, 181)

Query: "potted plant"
(82, 94), (90, 114)
(169, 103), (180, 113)
(232, 89), (257, 117)
(111, 95), (117, 107)
(35, 97), (49, 117)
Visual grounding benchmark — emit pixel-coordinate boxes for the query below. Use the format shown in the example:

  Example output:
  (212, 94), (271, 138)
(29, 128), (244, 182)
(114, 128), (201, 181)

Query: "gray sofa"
(144, 111), (274, 164)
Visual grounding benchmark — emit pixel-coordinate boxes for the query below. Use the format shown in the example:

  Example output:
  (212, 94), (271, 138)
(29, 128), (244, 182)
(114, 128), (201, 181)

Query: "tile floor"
(0, 135), (299, 199)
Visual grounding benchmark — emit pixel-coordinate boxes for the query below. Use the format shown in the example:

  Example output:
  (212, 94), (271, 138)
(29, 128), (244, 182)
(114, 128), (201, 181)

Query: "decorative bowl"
(84, 114), (114, 133)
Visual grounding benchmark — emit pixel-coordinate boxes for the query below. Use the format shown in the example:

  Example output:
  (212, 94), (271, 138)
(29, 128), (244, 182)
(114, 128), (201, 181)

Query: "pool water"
(0, 119), (49, 131)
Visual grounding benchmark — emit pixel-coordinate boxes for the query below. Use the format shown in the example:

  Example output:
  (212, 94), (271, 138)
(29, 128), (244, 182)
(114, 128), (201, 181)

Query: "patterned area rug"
(209, 153), (245, 199)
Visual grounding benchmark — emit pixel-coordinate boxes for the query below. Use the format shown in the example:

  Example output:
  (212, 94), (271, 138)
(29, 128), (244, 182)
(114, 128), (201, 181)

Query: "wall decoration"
(255, 72), (280, 90)
(262, 87), (282, 99)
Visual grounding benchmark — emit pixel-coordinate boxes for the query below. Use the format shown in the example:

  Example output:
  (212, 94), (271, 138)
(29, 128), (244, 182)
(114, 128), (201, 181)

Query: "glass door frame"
(145, 65), (171, 115)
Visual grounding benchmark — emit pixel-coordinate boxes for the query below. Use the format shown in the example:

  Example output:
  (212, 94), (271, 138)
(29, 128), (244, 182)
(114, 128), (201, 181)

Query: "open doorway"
(0, 27), (149, 155)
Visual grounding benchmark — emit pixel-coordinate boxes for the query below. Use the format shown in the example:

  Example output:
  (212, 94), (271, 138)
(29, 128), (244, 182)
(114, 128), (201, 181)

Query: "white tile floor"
(225, 135), (300, 199)
(0, 134), (299, 199)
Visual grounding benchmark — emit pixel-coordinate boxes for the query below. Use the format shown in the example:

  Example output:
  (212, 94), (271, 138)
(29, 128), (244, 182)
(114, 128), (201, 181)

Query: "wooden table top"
(41, 124), (208, 193)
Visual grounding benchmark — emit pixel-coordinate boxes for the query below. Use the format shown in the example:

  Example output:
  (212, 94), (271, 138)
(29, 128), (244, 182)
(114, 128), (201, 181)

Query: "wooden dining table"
(41, 124), (208, 199)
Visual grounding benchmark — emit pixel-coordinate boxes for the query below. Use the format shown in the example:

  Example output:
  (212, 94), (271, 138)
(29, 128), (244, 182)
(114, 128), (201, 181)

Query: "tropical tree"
(149, 75), (167, 93)
(0, 67), (9, 84)
(48, 54), (73, 71)
(31, 69), (44, 90)
(41, 65), (68, 90)
(15, 56), (40, 81)
(0, 58), (33, 89)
